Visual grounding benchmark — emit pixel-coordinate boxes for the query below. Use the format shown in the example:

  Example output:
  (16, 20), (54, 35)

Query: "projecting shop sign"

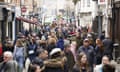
(98, 0), (107, 5)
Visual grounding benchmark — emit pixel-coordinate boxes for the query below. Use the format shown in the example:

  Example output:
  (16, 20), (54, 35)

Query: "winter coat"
(102, 38), (113, 60)
(72, 64), (91, 72)
(57, 39), (64, 50)
(43, 57), (67, 72)
(0, 60), (19, 72)
(95, 46), (104, 65)
(78, 46), (96, 67)
(27, 42), (37, 61)
(65, 51), (75, 72)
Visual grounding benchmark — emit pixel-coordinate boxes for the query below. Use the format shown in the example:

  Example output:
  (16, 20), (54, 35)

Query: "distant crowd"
(0, 23), (117, 72)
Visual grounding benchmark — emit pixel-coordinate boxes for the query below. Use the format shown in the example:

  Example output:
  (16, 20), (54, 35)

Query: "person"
(95, 38), (104, 65)
(75, 31), (83, 50)
(13, 39), (26, 72)
(71, 41), (77, 62)
(2, 37), (14, 52)
(64, 43), (75, 72)
(78, 38), (96, 71)
(36, 49), (48, 61)
(87, 34), (95, 47)
(47, 37), (57, 53)
(94, 55), (111, 72)
(29, 64), (42, 72)
(25, 49), (48, 72)
(0, 51), (19, 72)
(102, 64), (115, 72)
(102, 37), (113, 60)
(28, 58), (45, 72)
(27, 37), (38, 61)
(72, 52), (91, 72)
(56, 36), (64, 51)
(44, 48), (67, 72)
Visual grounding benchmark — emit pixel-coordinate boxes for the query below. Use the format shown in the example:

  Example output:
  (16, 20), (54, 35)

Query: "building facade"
(0, 2), (15, 42)
(111, 0), (120, 43)
(76, 0), (97, 28)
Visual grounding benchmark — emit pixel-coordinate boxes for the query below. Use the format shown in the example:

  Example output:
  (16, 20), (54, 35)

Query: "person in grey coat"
(102, 37), (113, 60)
(0, 51), (19, 72)
(78, 38), (96, 72)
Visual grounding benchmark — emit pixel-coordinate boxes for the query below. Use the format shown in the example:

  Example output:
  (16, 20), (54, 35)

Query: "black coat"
(78, 46), (96, 67)
(65, 51), (75, 71)
(72, 64), (91, 72)
(103, 38), (113, 59)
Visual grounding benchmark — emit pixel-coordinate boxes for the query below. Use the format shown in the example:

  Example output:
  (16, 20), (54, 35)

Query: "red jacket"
(0, 47), (2, 56)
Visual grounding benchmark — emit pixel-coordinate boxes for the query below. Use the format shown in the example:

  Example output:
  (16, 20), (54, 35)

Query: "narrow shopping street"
(0, 0), (120, 72)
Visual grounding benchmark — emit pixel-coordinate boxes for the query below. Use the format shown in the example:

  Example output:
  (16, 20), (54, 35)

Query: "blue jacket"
(78, 45), (96, 66)
(57, 39), (64, 50)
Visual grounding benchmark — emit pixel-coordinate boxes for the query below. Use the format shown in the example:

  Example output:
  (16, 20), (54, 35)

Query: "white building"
(97, 0), (112, 37)
(76, 0), (97, 27)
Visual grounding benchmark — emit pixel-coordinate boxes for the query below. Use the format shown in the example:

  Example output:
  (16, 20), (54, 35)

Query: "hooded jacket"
(43, 56), (67, 72)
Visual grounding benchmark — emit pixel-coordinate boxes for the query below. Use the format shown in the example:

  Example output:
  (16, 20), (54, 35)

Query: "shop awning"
(16, 17), (39, 25)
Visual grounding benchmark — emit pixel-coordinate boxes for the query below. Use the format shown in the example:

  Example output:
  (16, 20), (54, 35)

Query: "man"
(44, 48), (68, 72)
(94, 55), (111, 72)
(64, 44), (75, 72)
(0, 51), (18, 72)
(103, 37), (113, 60)
(35, 48), (48, 61)
(78, 38), (96, 71)
(25, 49), (48, 72)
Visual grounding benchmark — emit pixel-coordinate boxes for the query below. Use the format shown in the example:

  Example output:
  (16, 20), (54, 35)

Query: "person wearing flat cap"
(78, 38), (96, 72)
(43, 48), (68, 72)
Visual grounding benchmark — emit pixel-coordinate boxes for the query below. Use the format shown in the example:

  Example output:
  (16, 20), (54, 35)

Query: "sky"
(43, 0), (66, 15)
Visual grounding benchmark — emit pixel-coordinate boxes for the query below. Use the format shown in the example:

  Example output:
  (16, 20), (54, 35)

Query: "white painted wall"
(77, 0), (97, 27)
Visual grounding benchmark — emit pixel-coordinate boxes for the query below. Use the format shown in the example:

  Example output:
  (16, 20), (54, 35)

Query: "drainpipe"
(112, 0), (115, 43)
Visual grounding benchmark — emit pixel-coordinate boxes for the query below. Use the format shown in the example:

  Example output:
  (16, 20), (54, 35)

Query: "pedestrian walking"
(72, 52), (91, 72)
(103, 37), (113, 60)
(64, 43), (75, 72)
(44, 48), (67, 72)
(94, 55), (111, 72)
(0, 51), (19, 72)
(13, 39), (26, 72)
(78, 38), (96, 72)
(95, 38), (104, 65)
(27, 37), (38, 61)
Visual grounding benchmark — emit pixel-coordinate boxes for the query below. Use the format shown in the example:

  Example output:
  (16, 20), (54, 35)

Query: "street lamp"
(77, 12), (80, 26)
(111, 0), (115, 43)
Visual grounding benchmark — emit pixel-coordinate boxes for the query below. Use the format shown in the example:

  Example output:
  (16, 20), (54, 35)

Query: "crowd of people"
(0, 23), (117, 72)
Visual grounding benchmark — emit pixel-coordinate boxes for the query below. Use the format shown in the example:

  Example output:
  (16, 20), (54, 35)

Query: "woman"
(28, 64), (42, 72)
(13, 39), (26, 72)
(72, 52), (91, 72)
(95, 38), (104, 65)
(44, 48), (67, 72)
